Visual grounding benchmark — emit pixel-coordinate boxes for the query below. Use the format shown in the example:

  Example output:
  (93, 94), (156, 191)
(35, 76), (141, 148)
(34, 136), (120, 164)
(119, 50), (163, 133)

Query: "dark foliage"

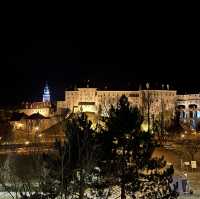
(100, 95), (178, 198)
(12, 96), (178, 199)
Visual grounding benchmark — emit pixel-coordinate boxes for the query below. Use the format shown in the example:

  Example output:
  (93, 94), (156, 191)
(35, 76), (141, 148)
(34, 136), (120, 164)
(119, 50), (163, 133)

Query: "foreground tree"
(101, 95), (178, 198)
(41, 113), (102, 199)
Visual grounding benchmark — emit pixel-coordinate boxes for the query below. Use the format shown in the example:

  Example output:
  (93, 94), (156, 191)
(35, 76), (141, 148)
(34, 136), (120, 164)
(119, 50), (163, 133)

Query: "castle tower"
(43, 82), (50, 102)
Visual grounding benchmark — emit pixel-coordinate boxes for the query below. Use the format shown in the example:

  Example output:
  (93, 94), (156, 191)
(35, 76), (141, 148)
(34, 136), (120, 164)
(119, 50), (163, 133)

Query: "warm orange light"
(15, 122), (24, 129)
(141, 121), (151, 132)
(181, 134), (185, 138)
(25, 141), (30, 145)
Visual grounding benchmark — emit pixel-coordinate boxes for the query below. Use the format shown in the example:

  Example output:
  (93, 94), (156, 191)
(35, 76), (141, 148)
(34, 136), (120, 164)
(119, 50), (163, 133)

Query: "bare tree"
(175, 138), (200, 162)
(141, 83), (153, 132)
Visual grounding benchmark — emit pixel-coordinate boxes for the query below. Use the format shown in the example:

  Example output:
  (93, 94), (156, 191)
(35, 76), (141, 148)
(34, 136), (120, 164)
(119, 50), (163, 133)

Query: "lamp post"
(146, 82), (150, 133)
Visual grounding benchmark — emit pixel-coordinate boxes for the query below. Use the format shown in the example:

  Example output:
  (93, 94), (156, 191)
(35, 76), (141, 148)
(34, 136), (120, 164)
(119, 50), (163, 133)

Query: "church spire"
(43, 82), (50, 102)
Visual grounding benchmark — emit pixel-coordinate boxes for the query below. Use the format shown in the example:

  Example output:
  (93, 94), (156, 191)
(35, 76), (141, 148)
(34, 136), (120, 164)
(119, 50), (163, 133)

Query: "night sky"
(0, 29), (200, 106)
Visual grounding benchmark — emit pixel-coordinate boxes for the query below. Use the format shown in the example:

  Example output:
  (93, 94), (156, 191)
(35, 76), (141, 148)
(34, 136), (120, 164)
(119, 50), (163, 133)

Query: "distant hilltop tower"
(43, 82), (50, 102)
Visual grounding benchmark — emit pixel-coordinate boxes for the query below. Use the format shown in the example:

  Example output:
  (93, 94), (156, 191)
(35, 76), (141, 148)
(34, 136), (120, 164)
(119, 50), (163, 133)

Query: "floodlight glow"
(181, 134), (185, 138)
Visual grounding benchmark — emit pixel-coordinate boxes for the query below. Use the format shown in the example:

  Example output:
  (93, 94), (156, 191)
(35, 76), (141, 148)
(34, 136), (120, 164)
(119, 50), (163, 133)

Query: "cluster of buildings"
(57, 86), (176, 118)
(56, 84), (200, 130)
(10, 82), (200, 143)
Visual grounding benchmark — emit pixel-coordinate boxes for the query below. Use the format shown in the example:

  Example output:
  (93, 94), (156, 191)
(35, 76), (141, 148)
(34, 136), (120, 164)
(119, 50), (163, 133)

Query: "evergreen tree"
(101, 95), (178, 198)
(41, 113), (102, 199)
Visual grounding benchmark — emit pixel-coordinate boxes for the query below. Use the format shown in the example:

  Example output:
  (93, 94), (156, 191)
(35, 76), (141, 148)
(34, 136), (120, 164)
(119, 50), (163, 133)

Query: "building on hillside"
(57, 88), (141, 117)
(57, 87), (177, 124)
(18, 101), (53, 117)
(11, 82), (200, 136)
(10, 83), (58, 144)
(18, 82), (53, 117)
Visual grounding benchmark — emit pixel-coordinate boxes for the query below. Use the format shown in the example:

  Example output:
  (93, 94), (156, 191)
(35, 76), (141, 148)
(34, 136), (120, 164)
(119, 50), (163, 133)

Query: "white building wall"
(57, 88), (177, 118)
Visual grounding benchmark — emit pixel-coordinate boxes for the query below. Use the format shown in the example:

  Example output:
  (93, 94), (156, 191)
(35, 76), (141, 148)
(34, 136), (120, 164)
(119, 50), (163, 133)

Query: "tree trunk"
(121, 182), (126, 199)
(79, 169), (84, 199)
(121, 149), (126, 199)
(79, 187), (84, 199)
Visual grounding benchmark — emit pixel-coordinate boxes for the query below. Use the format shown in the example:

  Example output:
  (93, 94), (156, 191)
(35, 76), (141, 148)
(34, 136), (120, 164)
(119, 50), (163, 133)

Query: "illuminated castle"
(15, 82), (200, 131)
(57, 87), (176, 119)
(18, 82), (52, 118)
(57, 85), (200, 130)
(12, 83), (55, 137)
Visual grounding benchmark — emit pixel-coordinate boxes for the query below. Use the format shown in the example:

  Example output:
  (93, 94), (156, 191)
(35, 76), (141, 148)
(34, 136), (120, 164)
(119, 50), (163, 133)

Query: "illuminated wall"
(140, 90), (177, 118)
(57, 88), (177, 118)
(19, 108), (50, 117)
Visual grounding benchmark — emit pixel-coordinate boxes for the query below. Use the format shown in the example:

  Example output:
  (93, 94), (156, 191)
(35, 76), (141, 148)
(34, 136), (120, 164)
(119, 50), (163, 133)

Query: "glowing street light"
(181, 134), (185, 138)
(25, 141), (30, 145)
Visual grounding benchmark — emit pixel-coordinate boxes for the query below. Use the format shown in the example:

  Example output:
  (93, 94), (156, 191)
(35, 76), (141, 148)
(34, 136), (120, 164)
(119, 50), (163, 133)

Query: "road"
(0, 143), (56, 154)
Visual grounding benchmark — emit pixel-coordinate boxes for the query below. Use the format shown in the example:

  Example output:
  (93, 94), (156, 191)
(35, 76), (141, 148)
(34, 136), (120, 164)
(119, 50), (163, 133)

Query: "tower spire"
(43, 81), (50, 102)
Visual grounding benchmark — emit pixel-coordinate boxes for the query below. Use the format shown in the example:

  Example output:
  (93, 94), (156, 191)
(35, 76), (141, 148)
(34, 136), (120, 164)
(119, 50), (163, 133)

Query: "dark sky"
(0, 25), (200, 106)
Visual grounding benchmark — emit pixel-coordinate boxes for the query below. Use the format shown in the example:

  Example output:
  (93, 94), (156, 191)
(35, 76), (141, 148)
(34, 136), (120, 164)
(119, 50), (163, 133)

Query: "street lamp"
(25, 141), (30, 145)
(181, 134), (185, 138)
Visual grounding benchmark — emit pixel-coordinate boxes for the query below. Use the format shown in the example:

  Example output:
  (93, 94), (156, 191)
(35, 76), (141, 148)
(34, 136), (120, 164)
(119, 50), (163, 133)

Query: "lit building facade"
(57, 88), (177, 120)
(176, 94), (200, 129)
(140, 90), (177, 117)
(15, 84), (200, 133)
(18, 82), (52, 117)
(19, 101), (53, 117)
(57, 88), (140, 117)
